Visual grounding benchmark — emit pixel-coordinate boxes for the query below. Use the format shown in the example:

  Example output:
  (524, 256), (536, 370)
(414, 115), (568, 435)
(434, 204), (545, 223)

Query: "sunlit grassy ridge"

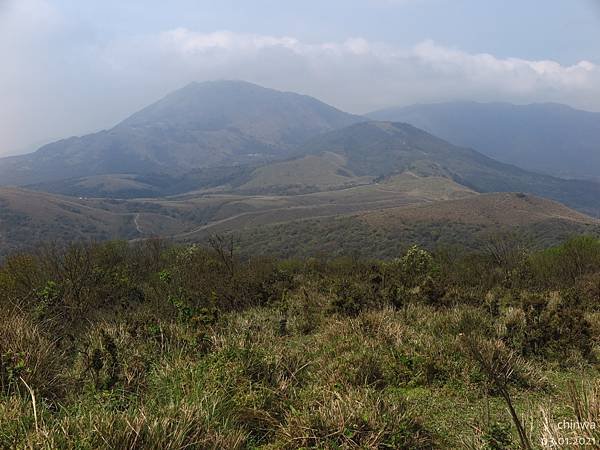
(1, 237), (599, 448)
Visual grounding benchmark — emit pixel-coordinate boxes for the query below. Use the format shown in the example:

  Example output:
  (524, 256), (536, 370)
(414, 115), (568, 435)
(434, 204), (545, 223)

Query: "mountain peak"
(174, 79), (276, 96)
(0, 81), (362, 186)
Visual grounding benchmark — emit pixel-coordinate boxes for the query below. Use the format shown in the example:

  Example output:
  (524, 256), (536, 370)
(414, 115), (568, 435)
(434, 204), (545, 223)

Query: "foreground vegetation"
(1, 236), (599, 449)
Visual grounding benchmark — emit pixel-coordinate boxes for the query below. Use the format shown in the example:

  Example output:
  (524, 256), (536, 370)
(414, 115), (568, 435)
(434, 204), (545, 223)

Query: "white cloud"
(132, 28), (600, 110)
(1, 20), (600, 156)
(413, 40), (598, 91)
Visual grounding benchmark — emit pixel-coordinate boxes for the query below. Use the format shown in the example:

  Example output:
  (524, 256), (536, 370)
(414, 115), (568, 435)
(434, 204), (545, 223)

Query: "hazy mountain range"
(1, 80), (600, 257)
(369, 101), (600, 180)
(0, 81), (361, 186)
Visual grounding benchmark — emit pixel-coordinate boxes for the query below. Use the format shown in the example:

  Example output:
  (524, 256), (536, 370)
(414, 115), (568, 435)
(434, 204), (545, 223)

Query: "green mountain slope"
(29, 120), (600, 217)
(2, 183), (597, 261)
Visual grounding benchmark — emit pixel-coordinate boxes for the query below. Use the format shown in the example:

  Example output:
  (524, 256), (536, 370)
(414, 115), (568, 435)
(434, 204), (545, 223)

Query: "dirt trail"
(134, 213), (143, 234)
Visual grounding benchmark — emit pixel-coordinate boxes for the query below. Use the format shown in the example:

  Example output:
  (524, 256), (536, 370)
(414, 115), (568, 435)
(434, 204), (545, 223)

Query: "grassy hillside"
(299, 121), (600, 216)
(2, 186), (598, 262)
(237, 152), (372, 194)
(1, 238), (599, 448)
(0, 188), (135, 256)
(1, 172), (477, 258)
(232, 193), (600, 258)
(28, 166), (256, 199)
(28, 174), (167, 199)
(360, 192), (595, 227)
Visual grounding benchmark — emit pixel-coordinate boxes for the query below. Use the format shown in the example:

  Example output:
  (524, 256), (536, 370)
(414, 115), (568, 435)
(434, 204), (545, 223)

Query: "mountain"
(3, 85), (600, 258)
(284, 121), (600, 215)
(0, 81), (362, 186)
(35, 121), (600, 215)
(368, 102), (600, 180)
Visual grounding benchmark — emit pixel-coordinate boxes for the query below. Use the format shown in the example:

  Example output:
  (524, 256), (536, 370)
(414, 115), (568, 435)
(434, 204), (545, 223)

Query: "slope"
(359, 192), (595, 227)
(295, 121), (600, 215)
(368, 101), (600, 180)
(233, 193), (600, 258)
(0, 188), (135, 256)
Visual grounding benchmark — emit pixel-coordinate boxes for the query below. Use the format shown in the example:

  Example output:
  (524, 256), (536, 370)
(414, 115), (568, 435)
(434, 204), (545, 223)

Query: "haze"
(1, 0), (600, 156)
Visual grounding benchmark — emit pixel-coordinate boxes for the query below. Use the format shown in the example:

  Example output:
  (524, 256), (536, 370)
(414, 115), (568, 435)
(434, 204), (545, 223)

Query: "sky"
(1, 0), (600, 156)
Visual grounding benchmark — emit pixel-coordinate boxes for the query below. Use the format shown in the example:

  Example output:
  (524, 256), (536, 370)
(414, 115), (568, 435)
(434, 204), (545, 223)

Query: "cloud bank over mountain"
(1, 0), (599, 156)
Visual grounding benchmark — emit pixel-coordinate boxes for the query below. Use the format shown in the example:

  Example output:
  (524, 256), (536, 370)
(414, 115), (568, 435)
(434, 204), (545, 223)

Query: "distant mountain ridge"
(21, 120), (600, 217)
(0, 80), (362, 186)
(288, 121), (600, 215)
(368, 101), (600, 180)
(3, 81), (600, 218)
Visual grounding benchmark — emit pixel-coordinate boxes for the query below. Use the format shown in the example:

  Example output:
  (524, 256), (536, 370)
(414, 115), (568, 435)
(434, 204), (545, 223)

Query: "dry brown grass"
(0, 310), (65, 400)
(539, 381), (600, 449)
(360, 193), (597, 228)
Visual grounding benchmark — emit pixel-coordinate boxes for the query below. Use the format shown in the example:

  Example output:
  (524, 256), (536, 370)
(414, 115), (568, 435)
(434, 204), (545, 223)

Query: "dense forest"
(1, 236), (599, 448)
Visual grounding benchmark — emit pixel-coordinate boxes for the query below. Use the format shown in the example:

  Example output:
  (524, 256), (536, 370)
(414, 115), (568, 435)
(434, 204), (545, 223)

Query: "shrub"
(285, 286), (323, 334)
(330, 279), (378, 316)
(76, 323), (154, 396)
(1, 237), (600, 448)
(519, 291), (593, 362)
(528, 236), (600, 286)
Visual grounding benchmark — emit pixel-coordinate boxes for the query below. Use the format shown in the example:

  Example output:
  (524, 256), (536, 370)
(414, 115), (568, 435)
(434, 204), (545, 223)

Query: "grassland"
(0, 188), (135, 256)
(230, 193), (600, 259)
(2, 184), (599, 262)
(236, 152), (373, 194)
(1, 237), (599, 448)
(0, 174), (472, 258)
